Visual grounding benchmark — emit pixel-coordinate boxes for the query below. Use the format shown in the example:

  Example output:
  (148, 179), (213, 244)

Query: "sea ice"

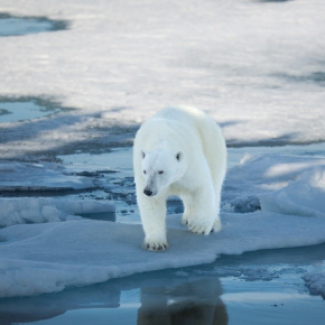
(302, 272), (325, 299)
(1, 211), (325, 298)
(0, 161), (97, 192)
(0, 0), (325, 159)
(260, 167), (325, 218)
(224, 154), (325, 217)
(0, 197), (115, 227)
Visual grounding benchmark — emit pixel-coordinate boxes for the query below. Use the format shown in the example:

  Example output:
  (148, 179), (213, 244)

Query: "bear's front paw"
(144, 238), (168, 251)
(187, 220), (213, 235)
(181, 213), (189, 225)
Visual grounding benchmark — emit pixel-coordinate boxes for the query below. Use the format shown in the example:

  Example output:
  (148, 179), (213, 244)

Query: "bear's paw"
(187, 219), (213, 235)
(143, 238), (168, 251)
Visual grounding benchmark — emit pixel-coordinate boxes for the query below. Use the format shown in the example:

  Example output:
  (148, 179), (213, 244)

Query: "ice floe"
(1, 211), (325, 298)
(303, 272), (325, 299)
(0, 197), (114, 227)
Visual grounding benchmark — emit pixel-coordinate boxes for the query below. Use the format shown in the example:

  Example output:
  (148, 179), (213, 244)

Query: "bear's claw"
(187, 220), (213, 235)
(145, 241), (168, 251)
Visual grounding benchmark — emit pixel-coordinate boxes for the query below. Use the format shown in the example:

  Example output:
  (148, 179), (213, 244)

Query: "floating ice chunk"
(1, 211), (325, 298)
(302, 272), (325, 299)
(0, 198), (115, 227)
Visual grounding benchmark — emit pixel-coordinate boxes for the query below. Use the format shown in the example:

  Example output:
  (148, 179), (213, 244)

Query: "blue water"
(0, 101), (62, 123)
(0, 14), (68, 37)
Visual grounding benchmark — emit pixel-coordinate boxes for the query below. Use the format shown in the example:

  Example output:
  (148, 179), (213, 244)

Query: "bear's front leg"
(182, 185), (216, 235)
(137, 192), (168, 251)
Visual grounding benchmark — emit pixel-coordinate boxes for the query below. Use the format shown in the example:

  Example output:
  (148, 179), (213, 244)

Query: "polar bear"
(133, 106), (227, 251)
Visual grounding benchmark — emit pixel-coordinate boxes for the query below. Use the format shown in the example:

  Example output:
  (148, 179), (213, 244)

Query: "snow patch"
(260, 167), (325, 218)
(225, 154), (325, 218)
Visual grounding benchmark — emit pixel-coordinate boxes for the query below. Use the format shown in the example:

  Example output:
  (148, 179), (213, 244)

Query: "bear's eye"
(143, 170), (146, 174)
(158, 171), (164, 175)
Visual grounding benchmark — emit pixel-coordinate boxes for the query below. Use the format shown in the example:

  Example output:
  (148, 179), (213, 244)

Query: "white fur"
(133, 106), (227, 251)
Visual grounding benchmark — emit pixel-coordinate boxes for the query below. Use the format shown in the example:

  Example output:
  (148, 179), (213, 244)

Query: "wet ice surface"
(0, 100), (62, 123)
(0, 13), (68, 37)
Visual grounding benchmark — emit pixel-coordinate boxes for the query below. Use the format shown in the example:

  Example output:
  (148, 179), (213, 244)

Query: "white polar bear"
(133, 106), (227, 251)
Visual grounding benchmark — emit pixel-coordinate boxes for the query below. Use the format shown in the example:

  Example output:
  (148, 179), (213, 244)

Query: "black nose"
(144, 189), (153, 196)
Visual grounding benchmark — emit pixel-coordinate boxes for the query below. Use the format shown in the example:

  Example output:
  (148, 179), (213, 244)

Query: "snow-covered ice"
(0, 0), (325, 159)
(261, 167), (325, 218)
(223, 153), (325, 217)
(1, 211), (325, 298)
(0, 197), (114, 227)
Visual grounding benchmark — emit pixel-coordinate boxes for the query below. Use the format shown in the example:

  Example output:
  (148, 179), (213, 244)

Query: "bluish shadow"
(0, 13), (69, 37)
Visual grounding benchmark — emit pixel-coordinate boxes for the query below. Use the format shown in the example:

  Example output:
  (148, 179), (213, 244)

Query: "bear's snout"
(143, 188), (153, 196)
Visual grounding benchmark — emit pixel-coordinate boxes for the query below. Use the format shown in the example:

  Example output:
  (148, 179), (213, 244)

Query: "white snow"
(224, 153), (325, 215)
(260, 167), (325, 218)
(1, 211), (325, 298)
(0, 0), (325, 159)
(0, 197), (115, 227)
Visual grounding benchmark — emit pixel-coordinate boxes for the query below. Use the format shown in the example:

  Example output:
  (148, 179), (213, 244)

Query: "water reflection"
(0, 273), (227, 325)
(137, 279), (228, 325)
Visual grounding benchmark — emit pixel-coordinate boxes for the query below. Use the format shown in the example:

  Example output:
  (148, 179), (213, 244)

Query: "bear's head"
(141, 149), (185, 197)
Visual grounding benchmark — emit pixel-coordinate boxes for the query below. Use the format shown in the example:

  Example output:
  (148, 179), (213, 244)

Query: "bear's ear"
(141, 151), (146, 159)
(176, 152), (183, 161)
